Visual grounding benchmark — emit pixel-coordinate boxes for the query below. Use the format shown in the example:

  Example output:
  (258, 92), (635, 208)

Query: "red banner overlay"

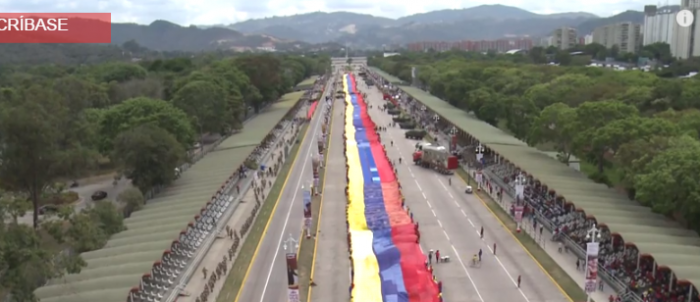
(0, 13), (111, 43)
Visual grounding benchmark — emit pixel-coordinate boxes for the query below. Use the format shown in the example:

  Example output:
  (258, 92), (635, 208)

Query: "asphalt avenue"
(358, 80), (570, 302)
(235, 77), (333, 302)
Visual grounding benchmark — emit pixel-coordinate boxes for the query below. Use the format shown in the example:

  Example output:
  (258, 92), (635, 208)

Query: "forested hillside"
(0, 53), (329, 300)
(370, 52), (700, 232)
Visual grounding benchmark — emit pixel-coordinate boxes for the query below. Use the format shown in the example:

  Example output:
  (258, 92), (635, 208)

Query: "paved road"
(357, 81), (569, 302)
(236, 78), (334, 302)
(309, 80), (351, 301)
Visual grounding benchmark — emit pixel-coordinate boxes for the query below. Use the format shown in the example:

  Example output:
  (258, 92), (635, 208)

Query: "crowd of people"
(485, 159), (699, 302)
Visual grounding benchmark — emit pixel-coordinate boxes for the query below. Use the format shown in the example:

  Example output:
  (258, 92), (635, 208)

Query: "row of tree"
(412, 42), (700, 78)
(0, 53), (330, 301)
(370, 52), (700, 234)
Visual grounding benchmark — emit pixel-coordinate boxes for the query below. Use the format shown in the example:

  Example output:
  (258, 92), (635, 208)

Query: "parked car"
(38, 204), (59, 215)
(91, 190), (107, 201)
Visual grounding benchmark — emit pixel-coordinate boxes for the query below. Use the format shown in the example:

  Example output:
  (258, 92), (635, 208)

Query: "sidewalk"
(178, 104), (309, 302)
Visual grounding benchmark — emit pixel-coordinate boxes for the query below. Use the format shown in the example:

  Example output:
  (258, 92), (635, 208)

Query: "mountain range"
(219, 4), (662, 48)
(109, 20), (323, 52)
(14, 4), (667, 54)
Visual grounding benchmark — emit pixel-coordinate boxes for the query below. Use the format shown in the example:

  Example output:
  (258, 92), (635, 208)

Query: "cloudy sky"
(0, 0), (656, 25)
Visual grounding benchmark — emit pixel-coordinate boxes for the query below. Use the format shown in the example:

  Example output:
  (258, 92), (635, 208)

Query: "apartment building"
(643, 5), (678, 46)
(406, 38), (533, 52)
(552, 27), (578, 50)
(670, 0), (700, 59)
(592, 22), (642, 53)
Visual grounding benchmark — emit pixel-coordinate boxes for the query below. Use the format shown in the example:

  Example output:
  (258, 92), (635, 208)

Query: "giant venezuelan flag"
(344, 73), (439, 302)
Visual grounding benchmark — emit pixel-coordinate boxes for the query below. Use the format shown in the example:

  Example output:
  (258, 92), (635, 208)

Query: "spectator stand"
(367, 68), (700, 302)
(33, 92), (310, 302)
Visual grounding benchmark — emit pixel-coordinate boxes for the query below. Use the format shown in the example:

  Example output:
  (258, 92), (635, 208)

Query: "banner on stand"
(514, 206), (524, 223)
(303, 189), (312, 218)
(584, 242), (599, 293)
(288, 287), (300, 302)
(286, 252), (298, 286)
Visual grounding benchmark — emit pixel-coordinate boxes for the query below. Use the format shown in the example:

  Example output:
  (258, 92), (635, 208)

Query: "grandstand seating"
(130, 119), (295, 302)
(484, 158), (698, 302)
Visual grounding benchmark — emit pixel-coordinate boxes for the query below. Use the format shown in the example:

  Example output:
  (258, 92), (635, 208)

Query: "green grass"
(298, 106), (334, 301)
(216, 124), (309, 302)
(455, 168), (589, 302)
(297, 157), (326, 302)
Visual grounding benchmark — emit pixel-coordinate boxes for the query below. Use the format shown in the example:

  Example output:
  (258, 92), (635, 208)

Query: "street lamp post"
(584, 224), (601, 302)
(513, 173), (526, 233)
(449, 126), (457, 153)
(284, 233), (301, 302)
(475, 144), (485, 165)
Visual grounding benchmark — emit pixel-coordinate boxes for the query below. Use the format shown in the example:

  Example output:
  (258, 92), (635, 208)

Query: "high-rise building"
(643, 5), (678, 46)
(592, 22), (642, 53)
(671, 0), (700, 58)
(552, 27), (578, 50)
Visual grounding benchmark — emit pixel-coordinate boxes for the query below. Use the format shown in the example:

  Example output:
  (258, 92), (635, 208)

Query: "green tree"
(110, 124), (185, 192)
(528, 103), (577, 164)
(235, 55), (284, 111)
(573, 101), (639, 173)
(99, 97), (195, 152)
(0, 89), (74, 228)
(118, 187), (145, 215)
(635, 135), (700, 231)
(172, 80), (228, 133)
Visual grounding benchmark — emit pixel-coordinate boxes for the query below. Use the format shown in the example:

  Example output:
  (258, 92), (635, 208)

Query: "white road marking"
(449, 244), (486, 302)
(370, 87), (532, 302)
(258, 80), (331, 302)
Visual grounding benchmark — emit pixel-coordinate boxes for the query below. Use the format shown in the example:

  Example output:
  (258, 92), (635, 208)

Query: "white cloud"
(0, 0), (652, 25)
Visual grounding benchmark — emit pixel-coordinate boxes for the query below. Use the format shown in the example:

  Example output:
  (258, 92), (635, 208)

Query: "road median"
(298, 103), (334, 302)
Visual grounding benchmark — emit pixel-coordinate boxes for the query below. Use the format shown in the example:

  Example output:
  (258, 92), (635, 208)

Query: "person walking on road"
(428, 249), (434, 265)
(478, 248), (483, 262)
(517, 275), (521, 288)
(435, 250), (440, 263)
(480, 226), (484, 239)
